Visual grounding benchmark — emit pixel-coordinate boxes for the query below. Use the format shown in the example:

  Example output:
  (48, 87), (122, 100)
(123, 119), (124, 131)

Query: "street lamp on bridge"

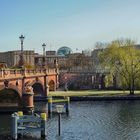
(42, 43), (46, 67)
(19, 34), (25, 68)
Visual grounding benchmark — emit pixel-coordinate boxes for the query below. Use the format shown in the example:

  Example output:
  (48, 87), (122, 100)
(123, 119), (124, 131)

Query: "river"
(1, 100), (140, 140)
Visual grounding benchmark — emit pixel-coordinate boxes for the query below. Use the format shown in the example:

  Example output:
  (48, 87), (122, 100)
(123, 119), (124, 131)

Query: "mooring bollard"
(18, 111), (23, 116)
(65, 97), (70, 115)
(48, 96), (52, 117)
(11, 113), (18, 140)
(41, 113), (47, 138)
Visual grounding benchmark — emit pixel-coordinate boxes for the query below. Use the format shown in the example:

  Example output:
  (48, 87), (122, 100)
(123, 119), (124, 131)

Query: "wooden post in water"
(41, 113), (47, 138)
(11, 113), (18, 140)
(58, 113), (61, 136)
(48, 96), (52, 117)
(65, 97), (70, 115)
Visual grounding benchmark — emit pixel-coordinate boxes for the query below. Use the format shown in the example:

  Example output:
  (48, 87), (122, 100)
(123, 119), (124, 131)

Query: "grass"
(48, 90), (140, 97)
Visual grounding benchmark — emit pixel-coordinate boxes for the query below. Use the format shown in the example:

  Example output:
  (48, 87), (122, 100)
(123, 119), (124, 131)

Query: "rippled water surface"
(1, 101), (140, 140)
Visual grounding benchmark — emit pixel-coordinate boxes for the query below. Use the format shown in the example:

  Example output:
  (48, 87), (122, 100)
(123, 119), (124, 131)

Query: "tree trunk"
(132, 77), (135, 95)
(129, 81), (134, 95)
(129, 90), (134, 95)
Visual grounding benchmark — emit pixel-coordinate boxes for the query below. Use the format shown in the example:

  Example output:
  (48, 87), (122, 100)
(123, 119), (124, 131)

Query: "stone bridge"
(0, 68), (58, 104)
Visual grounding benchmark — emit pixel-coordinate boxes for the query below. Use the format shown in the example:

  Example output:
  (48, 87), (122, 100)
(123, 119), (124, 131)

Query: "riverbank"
(1, 90), (140, 113)
(48, 90), (140, 97)
(48, 90), (140, 101)
(70, 95), (140, 101)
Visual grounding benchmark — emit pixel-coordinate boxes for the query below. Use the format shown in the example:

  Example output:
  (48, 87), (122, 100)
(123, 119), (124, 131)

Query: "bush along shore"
(70, 95), (140, 101)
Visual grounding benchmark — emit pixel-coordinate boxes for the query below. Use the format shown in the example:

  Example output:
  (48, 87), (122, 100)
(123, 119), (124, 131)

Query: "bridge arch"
(49, 80), (55, 91)
(0, 87), (21, 106)
(32, 82), (44, 96)
(24, 80), (44, 96)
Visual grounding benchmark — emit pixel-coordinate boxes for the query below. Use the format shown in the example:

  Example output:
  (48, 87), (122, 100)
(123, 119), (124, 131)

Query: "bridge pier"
(44, 84), (49, 96)
(22, 85), (34, 114)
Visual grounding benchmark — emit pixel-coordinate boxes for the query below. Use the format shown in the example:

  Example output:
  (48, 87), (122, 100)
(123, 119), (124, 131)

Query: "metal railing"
(11, 112), (47, 139)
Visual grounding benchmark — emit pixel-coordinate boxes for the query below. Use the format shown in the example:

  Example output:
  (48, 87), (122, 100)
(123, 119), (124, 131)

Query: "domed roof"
(57, 46), (72, 56)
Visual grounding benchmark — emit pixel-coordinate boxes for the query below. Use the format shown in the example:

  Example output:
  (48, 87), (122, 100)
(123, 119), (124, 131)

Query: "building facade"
(0, 50), (35, 67)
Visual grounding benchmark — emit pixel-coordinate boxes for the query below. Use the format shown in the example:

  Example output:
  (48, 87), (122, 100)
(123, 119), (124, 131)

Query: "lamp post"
(42, 43), (46, 68)
(19, 35), (25, 68)
(56, 105), (64, 136)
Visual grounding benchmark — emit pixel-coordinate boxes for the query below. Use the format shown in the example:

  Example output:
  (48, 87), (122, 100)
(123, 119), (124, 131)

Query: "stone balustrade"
(0, 68), (56, 79)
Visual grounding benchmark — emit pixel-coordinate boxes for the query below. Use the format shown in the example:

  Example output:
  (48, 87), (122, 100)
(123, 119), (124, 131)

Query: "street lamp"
(56, 105), (64, 136)
(19, 34), (25, 68)
(42, 43), (46, 67)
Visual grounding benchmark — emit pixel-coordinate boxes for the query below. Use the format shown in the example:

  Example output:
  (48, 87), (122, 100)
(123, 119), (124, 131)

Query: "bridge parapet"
(0, 68), (57, 80)
(47, 68), (57, 75)
(0, 69), (24, 79)
(25, 68), (56, 77)
(0, 68), (57, 95)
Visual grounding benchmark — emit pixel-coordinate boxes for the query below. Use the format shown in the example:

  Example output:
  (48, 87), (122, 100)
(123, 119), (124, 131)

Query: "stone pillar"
(54, 59), (59, 89)
(44, 84), (49, 97)
(44, 75), (49, 96)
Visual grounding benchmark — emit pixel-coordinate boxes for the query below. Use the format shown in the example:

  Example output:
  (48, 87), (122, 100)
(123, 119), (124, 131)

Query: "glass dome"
(57, 46), (72, 56)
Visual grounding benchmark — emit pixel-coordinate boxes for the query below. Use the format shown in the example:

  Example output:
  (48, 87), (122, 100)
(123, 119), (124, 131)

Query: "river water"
(1, 100), (140, 140)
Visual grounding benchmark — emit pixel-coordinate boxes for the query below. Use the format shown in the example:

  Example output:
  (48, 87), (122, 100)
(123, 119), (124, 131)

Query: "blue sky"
(0, 0), (140, 53)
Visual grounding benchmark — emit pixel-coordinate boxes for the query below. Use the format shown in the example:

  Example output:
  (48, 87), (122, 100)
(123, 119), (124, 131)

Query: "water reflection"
(1, 101), (140, 140)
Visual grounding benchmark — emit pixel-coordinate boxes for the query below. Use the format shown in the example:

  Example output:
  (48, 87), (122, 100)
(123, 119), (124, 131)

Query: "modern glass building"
(57, 46), (72, 56)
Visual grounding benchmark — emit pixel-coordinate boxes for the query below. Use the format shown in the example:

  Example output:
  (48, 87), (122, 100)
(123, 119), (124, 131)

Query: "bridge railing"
(0, 69), (24, 78)
(25, 68), (57, 75)
(47, 68), (57, 74)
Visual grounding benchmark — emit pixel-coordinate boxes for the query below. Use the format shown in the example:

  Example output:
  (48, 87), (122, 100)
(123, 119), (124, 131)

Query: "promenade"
(49, 90), (140, 96)
(48, 90), (140, 101)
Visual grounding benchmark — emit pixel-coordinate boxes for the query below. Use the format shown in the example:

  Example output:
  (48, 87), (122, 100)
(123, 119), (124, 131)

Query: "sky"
(0, 0), (140, 54)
